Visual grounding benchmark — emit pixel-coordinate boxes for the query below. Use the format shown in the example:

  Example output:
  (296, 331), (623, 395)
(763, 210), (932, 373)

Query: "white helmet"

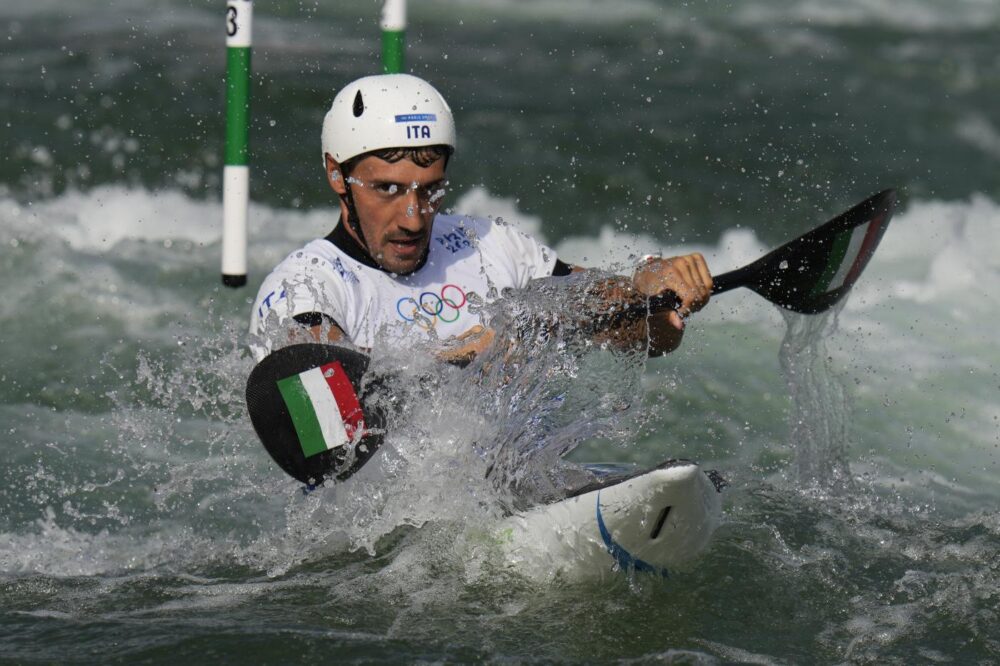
(321, 74), (456, 165)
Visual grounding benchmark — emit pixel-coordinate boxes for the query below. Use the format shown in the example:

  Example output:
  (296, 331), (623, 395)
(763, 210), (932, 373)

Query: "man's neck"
(325, 221), (431, 275)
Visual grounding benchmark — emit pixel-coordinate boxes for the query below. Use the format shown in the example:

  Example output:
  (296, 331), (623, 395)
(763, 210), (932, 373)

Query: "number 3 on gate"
(226, 0), (253, 47)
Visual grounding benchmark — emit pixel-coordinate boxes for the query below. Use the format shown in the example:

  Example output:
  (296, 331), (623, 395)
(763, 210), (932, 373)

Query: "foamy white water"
(3, 0), (1000, 660)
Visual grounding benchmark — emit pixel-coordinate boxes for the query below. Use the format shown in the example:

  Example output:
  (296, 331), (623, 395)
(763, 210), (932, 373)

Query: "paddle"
(245, 343), (384, 485)
(246, 189), (897, 485)
(639, 188), (898, 316)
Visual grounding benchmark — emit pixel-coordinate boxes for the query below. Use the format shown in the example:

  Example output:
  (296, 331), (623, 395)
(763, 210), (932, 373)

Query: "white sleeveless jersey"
(249, 214), (558, 361)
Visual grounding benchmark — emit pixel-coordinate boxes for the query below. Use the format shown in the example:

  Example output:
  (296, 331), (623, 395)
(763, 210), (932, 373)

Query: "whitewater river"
(2, 0), (998, 662)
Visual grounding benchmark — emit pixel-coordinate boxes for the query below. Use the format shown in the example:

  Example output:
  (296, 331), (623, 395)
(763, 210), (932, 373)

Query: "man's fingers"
(685, 258), (707, 296)
(692, 253), (714, 293)
(456, 325), (484, 340)
(668, 254), (712, 315)
(684, 253), (711, 298)
(674, 262), (698, 313)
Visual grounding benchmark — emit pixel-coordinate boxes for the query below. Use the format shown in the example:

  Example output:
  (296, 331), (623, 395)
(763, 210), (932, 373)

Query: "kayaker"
(248, 73), (712, 363)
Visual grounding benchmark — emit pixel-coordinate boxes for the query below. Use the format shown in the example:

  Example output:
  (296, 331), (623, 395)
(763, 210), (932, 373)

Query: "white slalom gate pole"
(223, 0), (253, 288)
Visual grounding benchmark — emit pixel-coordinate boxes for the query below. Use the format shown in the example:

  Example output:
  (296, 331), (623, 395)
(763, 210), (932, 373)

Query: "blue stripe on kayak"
(596, 491), (668, 577)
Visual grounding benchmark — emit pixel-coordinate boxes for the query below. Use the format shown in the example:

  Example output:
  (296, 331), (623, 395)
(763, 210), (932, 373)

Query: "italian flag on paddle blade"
(810, 212), (889, 298)
(276, 361), (365, 458)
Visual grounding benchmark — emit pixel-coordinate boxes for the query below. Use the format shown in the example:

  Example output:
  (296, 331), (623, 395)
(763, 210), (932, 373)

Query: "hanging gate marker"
(381, 0), (406, 74)
(221, 2), (404, 288)
(222, 0), (253, 288)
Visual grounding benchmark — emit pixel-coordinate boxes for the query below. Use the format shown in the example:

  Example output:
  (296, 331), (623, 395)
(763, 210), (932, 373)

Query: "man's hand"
(436, 324), (496, 366)
(628, 254), (713, 356)
(632, 254), (713, 332)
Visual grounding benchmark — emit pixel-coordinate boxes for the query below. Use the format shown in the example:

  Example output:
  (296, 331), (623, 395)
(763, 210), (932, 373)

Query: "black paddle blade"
(245, 344), (386, 486)
(715, 189), (897, 314)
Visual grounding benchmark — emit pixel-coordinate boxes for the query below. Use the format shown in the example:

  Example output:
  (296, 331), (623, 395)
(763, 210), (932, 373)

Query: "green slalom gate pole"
(222, 0), (253, 288)
(381, 0), (406, 73)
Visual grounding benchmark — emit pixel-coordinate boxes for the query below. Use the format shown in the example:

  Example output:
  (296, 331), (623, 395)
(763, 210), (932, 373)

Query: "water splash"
(779, 303), (853, 491)
(467, 271), (650, 507)
(280, 269), (656, 553)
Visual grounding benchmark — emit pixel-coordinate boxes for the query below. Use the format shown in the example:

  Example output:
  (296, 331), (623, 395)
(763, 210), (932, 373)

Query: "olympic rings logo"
(396, 284), (468, 328)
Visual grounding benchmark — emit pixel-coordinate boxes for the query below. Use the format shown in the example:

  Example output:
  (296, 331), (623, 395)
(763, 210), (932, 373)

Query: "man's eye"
(376, 183), (399, 194)
(424, 182), (448, 202)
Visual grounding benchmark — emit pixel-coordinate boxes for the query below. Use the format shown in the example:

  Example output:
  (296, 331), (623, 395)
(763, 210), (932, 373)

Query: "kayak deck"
(495, 460), (724, 580)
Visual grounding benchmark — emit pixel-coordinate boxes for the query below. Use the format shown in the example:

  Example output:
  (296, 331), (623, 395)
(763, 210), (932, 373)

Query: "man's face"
(327, 153), (447, 275)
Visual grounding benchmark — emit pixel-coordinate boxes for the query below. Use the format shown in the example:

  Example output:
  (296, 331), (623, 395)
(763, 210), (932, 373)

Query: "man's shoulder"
(432, 213), (542, 249)
(428, 213), (555, 284)
(262, 237), (361, 286)
(432, 213), (490, 236)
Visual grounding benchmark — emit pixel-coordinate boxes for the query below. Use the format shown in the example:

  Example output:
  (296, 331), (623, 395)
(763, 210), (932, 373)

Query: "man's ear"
(325, 153), (347, 195)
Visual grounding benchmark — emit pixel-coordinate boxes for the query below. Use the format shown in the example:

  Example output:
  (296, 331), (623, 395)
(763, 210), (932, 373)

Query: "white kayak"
(493, 459), (724, 580)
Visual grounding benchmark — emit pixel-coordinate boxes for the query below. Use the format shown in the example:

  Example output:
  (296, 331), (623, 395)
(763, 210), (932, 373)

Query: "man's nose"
(397, 194), (427, 229)
(399, 189), (430, 220)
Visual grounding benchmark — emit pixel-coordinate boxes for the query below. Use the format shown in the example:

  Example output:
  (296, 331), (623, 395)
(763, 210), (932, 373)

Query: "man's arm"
(284, 312), (351, 347)
(439, 254), (712, 363)
(284, 254), (712, 362)
(557, 254), (712, 357)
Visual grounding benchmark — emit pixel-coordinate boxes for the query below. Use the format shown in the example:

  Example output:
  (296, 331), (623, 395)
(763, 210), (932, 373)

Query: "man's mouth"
(386, 236), (424, 257)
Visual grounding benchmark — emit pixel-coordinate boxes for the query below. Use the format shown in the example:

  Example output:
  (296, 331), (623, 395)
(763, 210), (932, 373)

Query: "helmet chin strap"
(340, 177), (371, 252)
